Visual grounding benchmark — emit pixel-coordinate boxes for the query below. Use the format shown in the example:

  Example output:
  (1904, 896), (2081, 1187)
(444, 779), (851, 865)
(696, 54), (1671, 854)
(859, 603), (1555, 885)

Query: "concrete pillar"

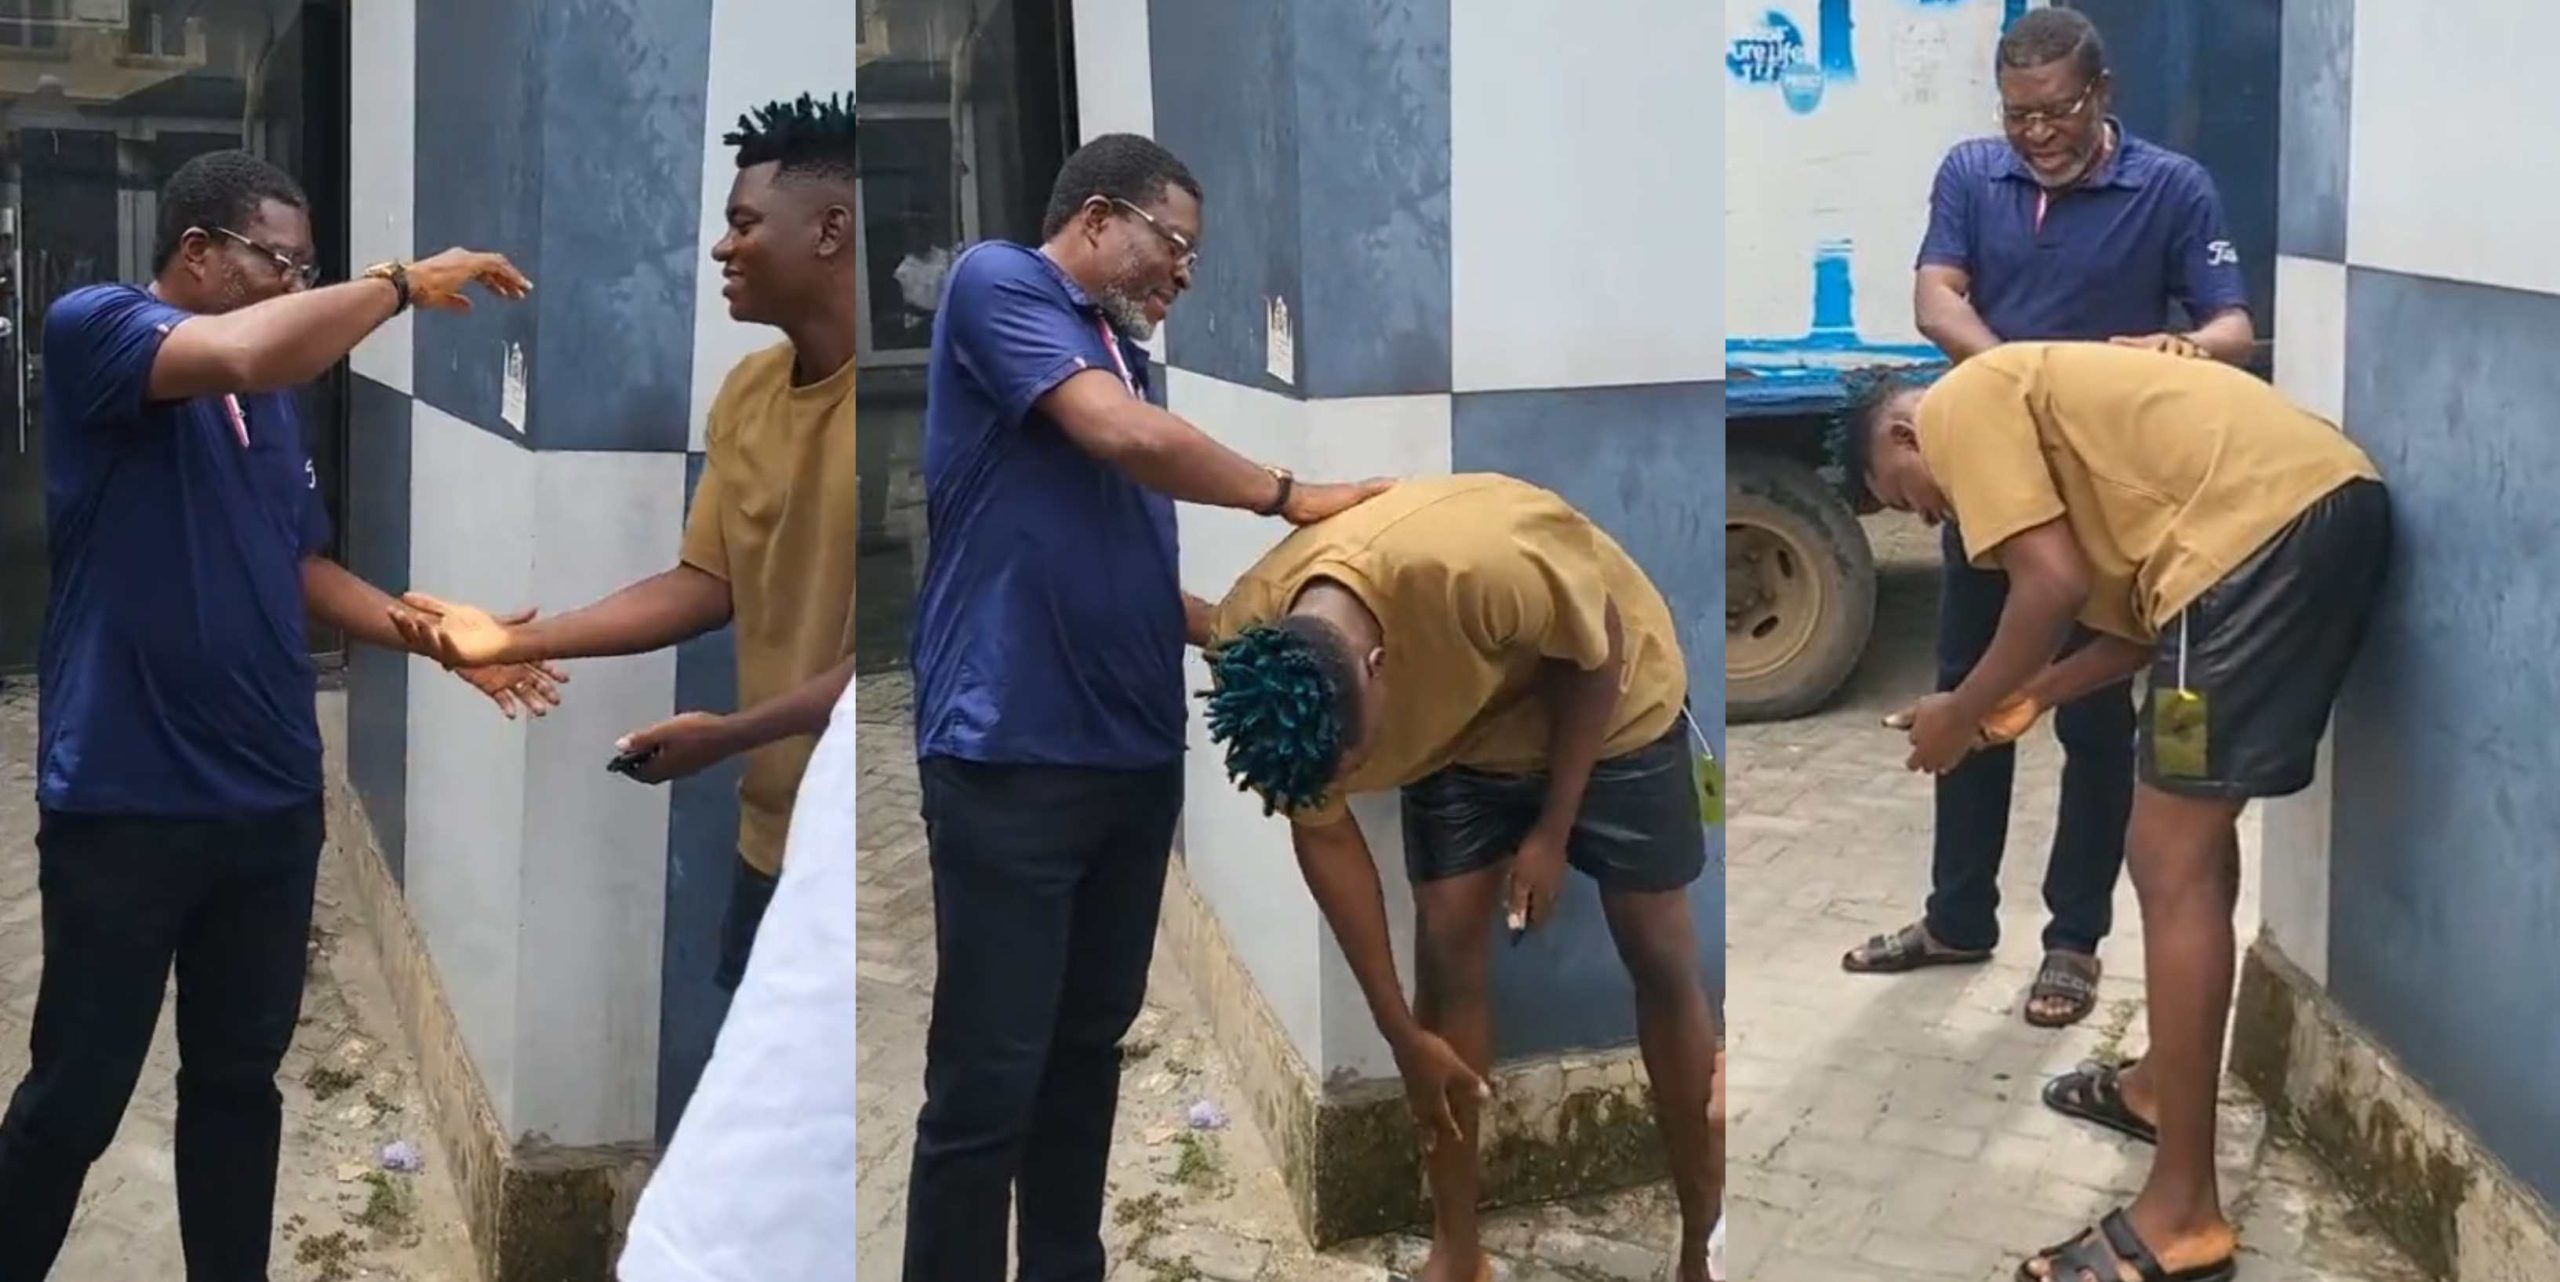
(1074, 0), (1725, 1242)
(342, 0), (852, 1274)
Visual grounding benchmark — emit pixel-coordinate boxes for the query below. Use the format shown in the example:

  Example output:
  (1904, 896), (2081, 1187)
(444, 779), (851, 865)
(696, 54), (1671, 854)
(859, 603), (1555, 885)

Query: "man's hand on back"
(2108, 332), (2208, 360)
(1281, 477), (1394, 526)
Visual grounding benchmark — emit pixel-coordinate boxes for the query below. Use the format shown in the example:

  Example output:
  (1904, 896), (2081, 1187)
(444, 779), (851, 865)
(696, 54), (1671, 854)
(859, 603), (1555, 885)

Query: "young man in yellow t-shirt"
(1853, 341), (2389, 1282)
(1195, 474), (1722, 1282)
(396, 95), (860, 993)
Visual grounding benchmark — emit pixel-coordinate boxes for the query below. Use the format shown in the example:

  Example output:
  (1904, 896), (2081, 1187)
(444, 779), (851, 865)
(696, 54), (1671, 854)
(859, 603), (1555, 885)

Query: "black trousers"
(712, 854), (780, 994)
(1924, 521), (2136, 956)
(0, 802), (325, 1282)
(902, 758), (1183, 1282)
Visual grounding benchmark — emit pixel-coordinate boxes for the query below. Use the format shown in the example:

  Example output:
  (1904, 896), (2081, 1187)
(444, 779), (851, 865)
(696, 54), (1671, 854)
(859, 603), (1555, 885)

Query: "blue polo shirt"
(37, 284), (333, 817)
(1917, 123), (2248, 341)
(909, 242), (1186, 769)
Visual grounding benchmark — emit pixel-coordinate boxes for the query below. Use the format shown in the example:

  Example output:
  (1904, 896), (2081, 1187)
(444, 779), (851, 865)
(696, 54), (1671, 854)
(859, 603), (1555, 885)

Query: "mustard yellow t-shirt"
(1209, 474), (1687, 827)
(679, 342), (859, 874)
(1919, 342), (2379, 643)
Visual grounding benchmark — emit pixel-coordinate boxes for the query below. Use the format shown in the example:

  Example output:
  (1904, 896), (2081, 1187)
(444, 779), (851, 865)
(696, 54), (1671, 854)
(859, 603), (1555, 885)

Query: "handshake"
(386, 592), (567, 721)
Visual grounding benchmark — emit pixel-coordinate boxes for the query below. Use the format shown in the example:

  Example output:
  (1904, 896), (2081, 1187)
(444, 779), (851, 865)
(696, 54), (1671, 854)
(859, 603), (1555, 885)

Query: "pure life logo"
(1727, 10), (1827, 114)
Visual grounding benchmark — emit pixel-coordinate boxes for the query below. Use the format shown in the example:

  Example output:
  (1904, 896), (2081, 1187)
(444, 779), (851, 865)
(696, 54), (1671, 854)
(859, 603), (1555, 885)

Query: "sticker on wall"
(501, 342), (528, 434)
(1265, 296), (1294, 385)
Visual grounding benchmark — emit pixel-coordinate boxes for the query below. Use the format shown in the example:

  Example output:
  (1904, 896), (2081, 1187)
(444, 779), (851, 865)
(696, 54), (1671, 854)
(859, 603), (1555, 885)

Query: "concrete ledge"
(2232, 940), (2560, 1281)
(1156, 854), (1668, 1246)
(325, 752), (654, 1282)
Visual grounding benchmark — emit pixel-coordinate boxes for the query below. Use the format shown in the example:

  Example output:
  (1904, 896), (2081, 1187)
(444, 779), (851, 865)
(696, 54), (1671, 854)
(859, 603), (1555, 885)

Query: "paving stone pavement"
(850, 513), (2427, 1281)
(1722, 516), (2427, 1282)
(1, 682), (477, 1282)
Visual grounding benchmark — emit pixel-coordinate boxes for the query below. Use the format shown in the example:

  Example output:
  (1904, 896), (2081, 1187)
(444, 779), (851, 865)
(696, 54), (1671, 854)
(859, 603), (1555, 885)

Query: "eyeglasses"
(207, 226), (319, 288)
(1108, 197), (1200, 270)
(1998, 83), (2097, 131)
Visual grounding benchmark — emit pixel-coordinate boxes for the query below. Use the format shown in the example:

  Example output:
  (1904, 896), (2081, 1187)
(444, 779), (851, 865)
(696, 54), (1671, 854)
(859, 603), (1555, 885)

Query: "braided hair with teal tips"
(1200, 616), (1367, 816)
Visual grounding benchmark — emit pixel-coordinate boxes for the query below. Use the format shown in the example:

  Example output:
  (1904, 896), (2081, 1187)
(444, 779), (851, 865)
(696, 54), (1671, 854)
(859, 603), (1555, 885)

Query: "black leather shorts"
(1399, 716), (1705, 893)
(2139, 478), (2391, 800)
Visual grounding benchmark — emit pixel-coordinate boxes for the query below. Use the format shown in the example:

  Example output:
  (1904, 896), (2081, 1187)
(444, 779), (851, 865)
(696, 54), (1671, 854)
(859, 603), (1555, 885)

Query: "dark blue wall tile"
(413, 0), (543, 440)
(1149, 0), (1304, 396)
(1291, 0), (1451, 398)
(345, 375), (413, 881)
(529, 0), (712, 453)
(656, 450), (746, 1140)
(1452, 381), (1727, 1055)
(2327, 269), (2560, 1206)
(2276, 0), (2352, 262)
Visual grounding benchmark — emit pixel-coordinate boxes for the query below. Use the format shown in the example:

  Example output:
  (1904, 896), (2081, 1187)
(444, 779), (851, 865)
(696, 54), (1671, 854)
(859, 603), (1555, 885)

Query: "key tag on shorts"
(1686, 716), (1725, 827)
(2153, 614), (2210, 778)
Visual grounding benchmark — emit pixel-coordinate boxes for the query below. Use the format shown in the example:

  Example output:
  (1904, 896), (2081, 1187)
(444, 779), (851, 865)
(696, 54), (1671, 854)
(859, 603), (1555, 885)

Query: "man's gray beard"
(1098, 289), (1157, 342)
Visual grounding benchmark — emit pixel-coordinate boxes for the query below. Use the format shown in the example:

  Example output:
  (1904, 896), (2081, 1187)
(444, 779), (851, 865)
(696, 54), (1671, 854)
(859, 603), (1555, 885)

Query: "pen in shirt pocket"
(222, 393), (250, 448)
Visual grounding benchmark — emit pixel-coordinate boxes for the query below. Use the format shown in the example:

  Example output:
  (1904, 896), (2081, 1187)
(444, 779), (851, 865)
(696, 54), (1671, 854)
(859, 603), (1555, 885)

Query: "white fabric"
(618, 683), (864, 1282)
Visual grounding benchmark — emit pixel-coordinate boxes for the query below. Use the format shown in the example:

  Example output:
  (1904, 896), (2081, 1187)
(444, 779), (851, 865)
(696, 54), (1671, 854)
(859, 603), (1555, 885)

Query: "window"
(855, 102), (975, 364)
(0, 0), (68, 52)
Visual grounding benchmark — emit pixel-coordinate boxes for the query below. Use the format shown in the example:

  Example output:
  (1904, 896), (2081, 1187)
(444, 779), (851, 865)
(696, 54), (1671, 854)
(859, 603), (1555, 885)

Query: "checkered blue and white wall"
(2259, 0), (2560, 1207)
(1072, 0), (1726, 1083)
(342, 0), (854, 1151)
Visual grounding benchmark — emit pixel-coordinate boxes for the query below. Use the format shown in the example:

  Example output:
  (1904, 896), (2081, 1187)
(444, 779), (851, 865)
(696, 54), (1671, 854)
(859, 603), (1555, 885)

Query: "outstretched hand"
(453, 660), (570, 719)
(393, 593), (533, 669)
(405, 248), (533, 313)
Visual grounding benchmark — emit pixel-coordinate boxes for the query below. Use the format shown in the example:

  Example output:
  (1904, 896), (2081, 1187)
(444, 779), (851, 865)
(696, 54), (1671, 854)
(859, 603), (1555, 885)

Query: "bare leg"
(1601, 887), (1722, 1281)
(1412, 867), (1505, 1282)
(2029, 786), (2242, 1280)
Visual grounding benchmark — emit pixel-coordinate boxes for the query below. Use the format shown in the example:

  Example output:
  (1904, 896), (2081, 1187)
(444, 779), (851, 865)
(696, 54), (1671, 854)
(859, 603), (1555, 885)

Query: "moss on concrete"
(1284, 1060), (1674, 1248)
(1478, 1085), (1667, 1205)
(2233, 945), (2471, 1282)
(2298, 1085), (2467, 1280)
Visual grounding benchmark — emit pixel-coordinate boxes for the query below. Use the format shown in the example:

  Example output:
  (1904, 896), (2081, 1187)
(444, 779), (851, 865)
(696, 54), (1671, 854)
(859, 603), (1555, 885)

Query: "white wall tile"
(511, 450), (687, 1145)
(1452, 0), (1720, 391)
(403, 405), (537, 1127)
(348, 0), (415, 393)
(2347, 2), (2560, 297)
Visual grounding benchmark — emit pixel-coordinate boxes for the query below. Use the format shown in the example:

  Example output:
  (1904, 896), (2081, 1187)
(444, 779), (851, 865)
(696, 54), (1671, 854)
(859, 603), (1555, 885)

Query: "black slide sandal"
(1841, 921), (1992, 973)
(2043, 1060), (2158, 1145)
(2018, 1209), (2238, 1282)
(2025, 950), (2102, 1026)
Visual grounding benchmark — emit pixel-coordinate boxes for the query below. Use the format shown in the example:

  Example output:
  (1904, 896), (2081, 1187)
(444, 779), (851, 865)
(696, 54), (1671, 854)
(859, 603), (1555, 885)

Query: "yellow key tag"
(2152, 688), (2209, 778)
(1694, 747), (1724, 827)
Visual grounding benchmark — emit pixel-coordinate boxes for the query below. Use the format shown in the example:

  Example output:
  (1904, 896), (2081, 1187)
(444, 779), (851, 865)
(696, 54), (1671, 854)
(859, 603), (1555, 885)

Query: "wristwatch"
(1258, 465), (1295, 517)
(363, 261), (411, 314)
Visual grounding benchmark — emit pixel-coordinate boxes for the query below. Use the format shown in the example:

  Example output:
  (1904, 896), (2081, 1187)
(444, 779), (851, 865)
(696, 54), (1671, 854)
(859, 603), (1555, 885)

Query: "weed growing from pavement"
(303, 1064), (362, 1100)
(1171, 1131), (1225, 1192)
(2091, 997), (2142, 1064)
(355, 1171), (418, 1236)
(1110, 1190), (1206, 1282)
(294, 1230), (359, 1282)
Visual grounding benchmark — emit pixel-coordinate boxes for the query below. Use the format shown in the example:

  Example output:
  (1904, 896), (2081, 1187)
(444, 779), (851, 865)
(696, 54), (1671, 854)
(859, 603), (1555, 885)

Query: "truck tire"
(1727, 450), (1877, 723)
